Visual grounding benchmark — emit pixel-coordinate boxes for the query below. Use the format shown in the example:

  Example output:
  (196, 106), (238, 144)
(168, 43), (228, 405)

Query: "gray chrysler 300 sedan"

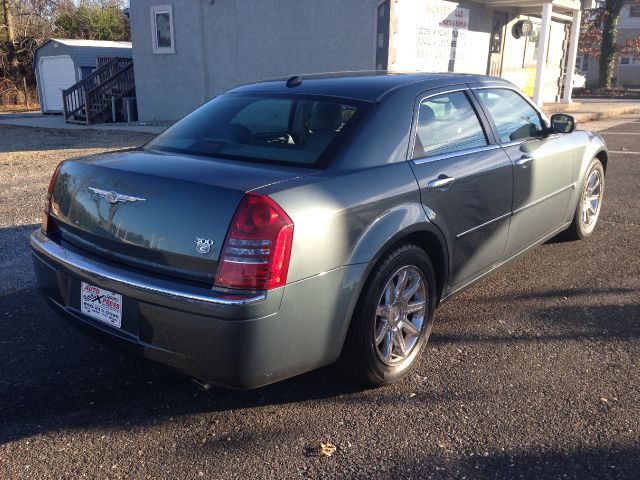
(31, 72), (607, 389)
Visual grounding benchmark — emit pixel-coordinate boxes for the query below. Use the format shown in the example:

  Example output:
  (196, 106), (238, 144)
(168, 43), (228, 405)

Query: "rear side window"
(412, 91), (488, 159)
(146, 94), (365, 166)
(476, 88), (544, 143)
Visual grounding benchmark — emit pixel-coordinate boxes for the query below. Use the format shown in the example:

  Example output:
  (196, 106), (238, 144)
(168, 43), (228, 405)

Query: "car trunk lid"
(49, 150), (318, 283)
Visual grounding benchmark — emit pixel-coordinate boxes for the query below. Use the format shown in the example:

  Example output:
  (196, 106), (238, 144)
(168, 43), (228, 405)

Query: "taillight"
(215, 193), (294, 291)
(41, 162), (63, 234)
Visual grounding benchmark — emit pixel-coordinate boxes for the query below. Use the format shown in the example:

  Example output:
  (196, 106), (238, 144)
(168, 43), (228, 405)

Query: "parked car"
(573, 68), (587, 89)
(31, 72), (607, 389)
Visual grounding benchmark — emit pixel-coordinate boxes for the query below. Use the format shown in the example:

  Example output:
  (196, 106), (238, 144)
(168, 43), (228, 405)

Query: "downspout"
(199, 0), (211, 104)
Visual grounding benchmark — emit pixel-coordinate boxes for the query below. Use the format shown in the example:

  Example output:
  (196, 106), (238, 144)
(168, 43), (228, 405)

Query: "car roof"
(228, 71), (510, 102)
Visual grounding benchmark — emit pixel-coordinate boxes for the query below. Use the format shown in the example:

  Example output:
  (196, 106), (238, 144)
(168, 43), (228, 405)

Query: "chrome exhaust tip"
(191, 378), (212, 392)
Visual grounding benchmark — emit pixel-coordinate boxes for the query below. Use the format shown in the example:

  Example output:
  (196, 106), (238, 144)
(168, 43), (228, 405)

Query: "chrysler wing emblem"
(88, 187), (146, 204)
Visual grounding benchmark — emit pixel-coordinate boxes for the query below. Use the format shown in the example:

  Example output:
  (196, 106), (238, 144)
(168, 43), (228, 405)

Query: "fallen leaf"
(319, 442), (337, 457)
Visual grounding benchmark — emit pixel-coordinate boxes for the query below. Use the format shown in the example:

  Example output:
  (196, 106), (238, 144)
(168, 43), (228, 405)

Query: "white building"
(577, 0), (640, 87)
(129, 0), (593, 121)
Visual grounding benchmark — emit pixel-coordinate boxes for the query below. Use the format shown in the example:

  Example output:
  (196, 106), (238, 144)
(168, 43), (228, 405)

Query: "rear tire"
(564, 158), (605, 240)
(343, 244), (437, 387)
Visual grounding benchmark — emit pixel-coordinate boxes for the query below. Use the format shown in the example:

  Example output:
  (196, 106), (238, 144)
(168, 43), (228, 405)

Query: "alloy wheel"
(581, 169), (602, 233)
(373, 265), (428, 366)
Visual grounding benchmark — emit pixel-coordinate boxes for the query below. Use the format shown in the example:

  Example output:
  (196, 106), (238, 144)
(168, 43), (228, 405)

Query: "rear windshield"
(146, 93), (368, 167)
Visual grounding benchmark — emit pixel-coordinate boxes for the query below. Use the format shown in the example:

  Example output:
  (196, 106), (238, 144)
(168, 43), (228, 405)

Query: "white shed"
(34, 39), (132, 113)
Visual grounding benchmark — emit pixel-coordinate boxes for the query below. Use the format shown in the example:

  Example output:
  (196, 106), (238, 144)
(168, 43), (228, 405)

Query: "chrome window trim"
(30, 231), (266, 306)
(412, 144), (502, 165)
(409, 87), (492, 161)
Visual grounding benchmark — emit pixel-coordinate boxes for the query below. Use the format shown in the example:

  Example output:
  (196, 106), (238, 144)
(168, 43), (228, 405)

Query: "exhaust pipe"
(191, 378), (212, 392)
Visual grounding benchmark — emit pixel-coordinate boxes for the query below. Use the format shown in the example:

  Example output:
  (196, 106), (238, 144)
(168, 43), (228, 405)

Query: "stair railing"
(62, 58), (134, 124)
(85, 62), (136, 124)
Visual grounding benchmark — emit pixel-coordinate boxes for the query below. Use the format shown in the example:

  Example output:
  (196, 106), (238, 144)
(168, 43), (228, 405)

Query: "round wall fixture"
(512, 19), (534, 39)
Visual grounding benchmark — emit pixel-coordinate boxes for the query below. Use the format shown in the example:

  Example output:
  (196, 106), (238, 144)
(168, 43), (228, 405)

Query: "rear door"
(409, 88), (513, 290)
(471, 87), (575, 258)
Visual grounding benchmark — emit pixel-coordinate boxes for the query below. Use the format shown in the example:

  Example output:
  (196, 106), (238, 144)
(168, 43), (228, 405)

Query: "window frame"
(470, 86), (550, 146)
(150, 5), (176, 54)
(409, 87), (497, 163)
(629, 5), (640, 18)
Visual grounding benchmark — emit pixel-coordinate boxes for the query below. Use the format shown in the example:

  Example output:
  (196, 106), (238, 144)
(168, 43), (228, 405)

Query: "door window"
(476, 88), (544, 143)
(412, 91), (488, 159)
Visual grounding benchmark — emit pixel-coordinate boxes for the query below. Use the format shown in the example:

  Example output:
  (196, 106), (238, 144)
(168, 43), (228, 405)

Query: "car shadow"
(2, 280), (638, 445)
(0, 286), (372, 444)
(431, 286), (639, 345)
(392, 445), (640, 479)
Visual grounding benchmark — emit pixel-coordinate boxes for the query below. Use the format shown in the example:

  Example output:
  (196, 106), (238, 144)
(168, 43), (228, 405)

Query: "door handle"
(515, 156), (534, 167)
(427, 176), (455, 189)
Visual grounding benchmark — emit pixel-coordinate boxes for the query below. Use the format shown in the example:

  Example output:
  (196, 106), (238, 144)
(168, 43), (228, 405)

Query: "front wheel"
(565, 158), (605, 240)
(344, 244), (437, 387)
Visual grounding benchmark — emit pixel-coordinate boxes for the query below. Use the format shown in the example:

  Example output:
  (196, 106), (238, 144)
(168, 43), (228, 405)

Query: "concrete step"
(543, 102), (640, 123)
(543, 103), (583, 113)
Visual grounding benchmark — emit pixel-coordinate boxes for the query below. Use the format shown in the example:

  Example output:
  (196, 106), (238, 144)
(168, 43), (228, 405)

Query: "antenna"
(286, 76), (303, 88)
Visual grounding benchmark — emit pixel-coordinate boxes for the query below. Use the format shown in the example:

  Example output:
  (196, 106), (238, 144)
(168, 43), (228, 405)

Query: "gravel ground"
(0, 121), (639, 479)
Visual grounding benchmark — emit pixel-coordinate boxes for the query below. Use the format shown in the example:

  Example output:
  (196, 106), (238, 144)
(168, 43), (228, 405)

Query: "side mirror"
(550, 114), (577, 134)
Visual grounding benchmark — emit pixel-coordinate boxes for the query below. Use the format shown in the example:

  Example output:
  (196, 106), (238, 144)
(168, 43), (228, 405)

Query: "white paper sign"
(392, 0), (489, 74)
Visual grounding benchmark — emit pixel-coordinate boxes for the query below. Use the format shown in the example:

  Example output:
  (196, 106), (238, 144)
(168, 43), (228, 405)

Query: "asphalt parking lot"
(1, 118), (639, 479)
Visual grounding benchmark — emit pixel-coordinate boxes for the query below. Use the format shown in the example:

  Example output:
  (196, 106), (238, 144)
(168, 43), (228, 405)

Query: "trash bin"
(122, 97), (138, 123)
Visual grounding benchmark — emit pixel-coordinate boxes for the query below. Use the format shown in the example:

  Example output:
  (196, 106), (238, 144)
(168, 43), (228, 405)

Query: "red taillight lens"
(215, 193), (294, 291)
(41, 162), (63, 234)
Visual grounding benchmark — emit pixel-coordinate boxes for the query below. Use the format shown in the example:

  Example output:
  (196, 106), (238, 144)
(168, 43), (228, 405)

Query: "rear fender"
(346, 202), (450, 304)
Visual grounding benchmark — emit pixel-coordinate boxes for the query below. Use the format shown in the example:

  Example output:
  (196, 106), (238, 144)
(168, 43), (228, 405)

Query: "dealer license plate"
(80, 282), (122, 328)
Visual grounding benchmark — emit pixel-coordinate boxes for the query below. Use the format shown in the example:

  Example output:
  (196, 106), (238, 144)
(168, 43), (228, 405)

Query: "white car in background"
(573, 68), (587, 89)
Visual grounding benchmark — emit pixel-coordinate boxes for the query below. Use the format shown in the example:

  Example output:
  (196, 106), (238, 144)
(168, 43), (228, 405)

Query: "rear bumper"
(31, 230), (367, 389)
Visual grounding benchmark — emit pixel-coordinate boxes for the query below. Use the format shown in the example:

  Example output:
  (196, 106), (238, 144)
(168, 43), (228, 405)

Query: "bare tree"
(1, 0), (25, 105)
(1, 1), (63, 106)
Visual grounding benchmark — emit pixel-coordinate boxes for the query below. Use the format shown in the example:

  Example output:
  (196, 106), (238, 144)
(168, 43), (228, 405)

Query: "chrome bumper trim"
(30, 231), (266, 306)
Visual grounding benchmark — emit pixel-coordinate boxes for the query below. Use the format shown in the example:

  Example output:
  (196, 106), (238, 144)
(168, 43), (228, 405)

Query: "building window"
(620, 57), (630, 65)
(629, 5), (640, 17)
(577, 55), (589, 72)
(490, 13), (507, 54)
(150, 5), (175, 54)
(577, 55), (589, 71)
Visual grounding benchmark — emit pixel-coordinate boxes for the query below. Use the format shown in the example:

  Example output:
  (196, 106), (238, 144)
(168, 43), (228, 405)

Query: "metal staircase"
(62, 58), (135, 124)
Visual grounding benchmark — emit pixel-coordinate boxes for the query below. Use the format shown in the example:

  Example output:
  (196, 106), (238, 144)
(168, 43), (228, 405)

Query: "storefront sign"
(392, 0), (489, 74)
